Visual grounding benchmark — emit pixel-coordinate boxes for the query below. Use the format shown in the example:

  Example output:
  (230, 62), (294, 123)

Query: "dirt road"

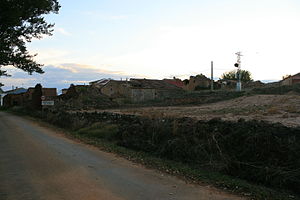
(0, 112), (245, 200)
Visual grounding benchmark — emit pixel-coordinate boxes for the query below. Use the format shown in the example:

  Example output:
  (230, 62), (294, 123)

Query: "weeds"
(5, 108), (300, 200)
(76, 122), (119, 141)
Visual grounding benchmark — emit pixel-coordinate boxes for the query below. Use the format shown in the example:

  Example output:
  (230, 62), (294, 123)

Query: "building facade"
(281, 73), (300, 86)
(99, 79), (183, 103)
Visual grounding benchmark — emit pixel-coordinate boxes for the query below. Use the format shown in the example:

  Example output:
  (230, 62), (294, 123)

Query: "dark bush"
(30, 110), (300, 194)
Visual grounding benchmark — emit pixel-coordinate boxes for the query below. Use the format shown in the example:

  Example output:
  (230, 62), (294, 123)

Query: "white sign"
(42, 101), (55, 106)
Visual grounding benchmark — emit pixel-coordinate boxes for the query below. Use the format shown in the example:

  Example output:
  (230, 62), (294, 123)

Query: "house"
(89, 79), (111, 89)
(163, 78), (184, 88)
(3, 86), (57, 107)
(25, 87), (57, 101)
(61, 88), (68, 95)
(218, 79), (237, 90)
(129, 79), (182, 102)
(99, 79), (183, 103)
(0, 88), (27, 106)
(100, 80), (130, 99)
(281, 73), (300, 86)
(183, 74), (211, 91)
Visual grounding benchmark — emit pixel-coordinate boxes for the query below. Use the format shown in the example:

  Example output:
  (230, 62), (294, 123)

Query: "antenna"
(235, 52), (243, 91)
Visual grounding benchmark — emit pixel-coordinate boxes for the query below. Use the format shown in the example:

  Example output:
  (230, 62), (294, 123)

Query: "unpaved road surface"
(0, 112), (245, 200)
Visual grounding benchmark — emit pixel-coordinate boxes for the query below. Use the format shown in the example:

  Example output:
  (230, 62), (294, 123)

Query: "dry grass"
(100, 95), (300, 128)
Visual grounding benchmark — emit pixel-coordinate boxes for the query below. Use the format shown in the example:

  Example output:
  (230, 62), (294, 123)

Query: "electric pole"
(235, 52), (243, 92)
(211, 61), (214, 91)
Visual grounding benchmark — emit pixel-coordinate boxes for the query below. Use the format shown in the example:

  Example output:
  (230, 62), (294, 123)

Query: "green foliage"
(76, 122), (119, 141)
(0, 0), (60, 82)
(221, 70), (253, 82)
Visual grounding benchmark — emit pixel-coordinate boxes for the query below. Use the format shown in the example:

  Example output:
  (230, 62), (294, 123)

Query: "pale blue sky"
(2, 0), (300, 91)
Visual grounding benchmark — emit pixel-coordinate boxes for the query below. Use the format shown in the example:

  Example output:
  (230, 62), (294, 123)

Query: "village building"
(61, 89), (68, 95)
(97, 78), (183, 103)
(281, 73), (300, 86)
(100, 80), (130, 99)
(24, 87), (57, 101)
(129, 79), (183, 102)
(0, 88), (27, 106)
(183, 74), (211, 91)
(217, 79), (237, 90)
(3, 86), (57, 107)
(89, 79), (111, 89)
(163, 78), (184, 89)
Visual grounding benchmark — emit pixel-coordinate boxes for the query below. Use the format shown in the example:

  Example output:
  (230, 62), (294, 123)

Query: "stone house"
(3, 92), (27, 107)
(218, 79), (237, 90)
(281, 73), (300, 86)
(100, 80), (131, 99)
(61, 89), (68, 95)
(163, 78), (184, 89)
(3, 87), (57, 107)
(129, 79), (182, 102)
(183, 74), (211, 91)
(89, 79), (111, 89)
(99, 79), (183, 103)
(1, 88), (27, 106)
(25, 87), (57, 101)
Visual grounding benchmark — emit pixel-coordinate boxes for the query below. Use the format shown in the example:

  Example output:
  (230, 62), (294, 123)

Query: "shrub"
(77, 122), (119, 141)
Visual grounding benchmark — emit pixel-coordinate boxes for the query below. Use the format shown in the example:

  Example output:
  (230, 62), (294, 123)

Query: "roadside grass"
(3, 109), (299, 200)
(68, 128), (297, 200)
(76, 122), (119, 141)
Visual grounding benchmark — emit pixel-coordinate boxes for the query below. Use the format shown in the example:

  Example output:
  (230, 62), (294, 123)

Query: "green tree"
(0, 0), (60, 83)
(221, 70), (253, 82)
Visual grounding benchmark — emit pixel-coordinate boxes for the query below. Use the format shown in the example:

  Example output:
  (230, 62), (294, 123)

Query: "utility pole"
(235, 52), (243, 92)
(211, 61), (214, 91)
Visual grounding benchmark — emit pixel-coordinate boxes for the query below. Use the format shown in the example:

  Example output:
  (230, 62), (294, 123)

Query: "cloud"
(0, 63), (138, 92)
(56, 28), (72, 36)
(27, 48), (71, 64)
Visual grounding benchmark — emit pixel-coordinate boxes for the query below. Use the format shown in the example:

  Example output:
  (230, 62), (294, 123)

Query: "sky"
(1, 0), (300, 91)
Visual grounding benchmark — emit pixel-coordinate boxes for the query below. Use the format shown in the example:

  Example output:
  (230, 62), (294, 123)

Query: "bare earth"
(0, 112), (245, 200)
(103, 94), (300, 128)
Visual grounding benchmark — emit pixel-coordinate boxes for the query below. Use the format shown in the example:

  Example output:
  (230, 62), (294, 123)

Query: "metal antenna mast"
(235, 51), (243, 91)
